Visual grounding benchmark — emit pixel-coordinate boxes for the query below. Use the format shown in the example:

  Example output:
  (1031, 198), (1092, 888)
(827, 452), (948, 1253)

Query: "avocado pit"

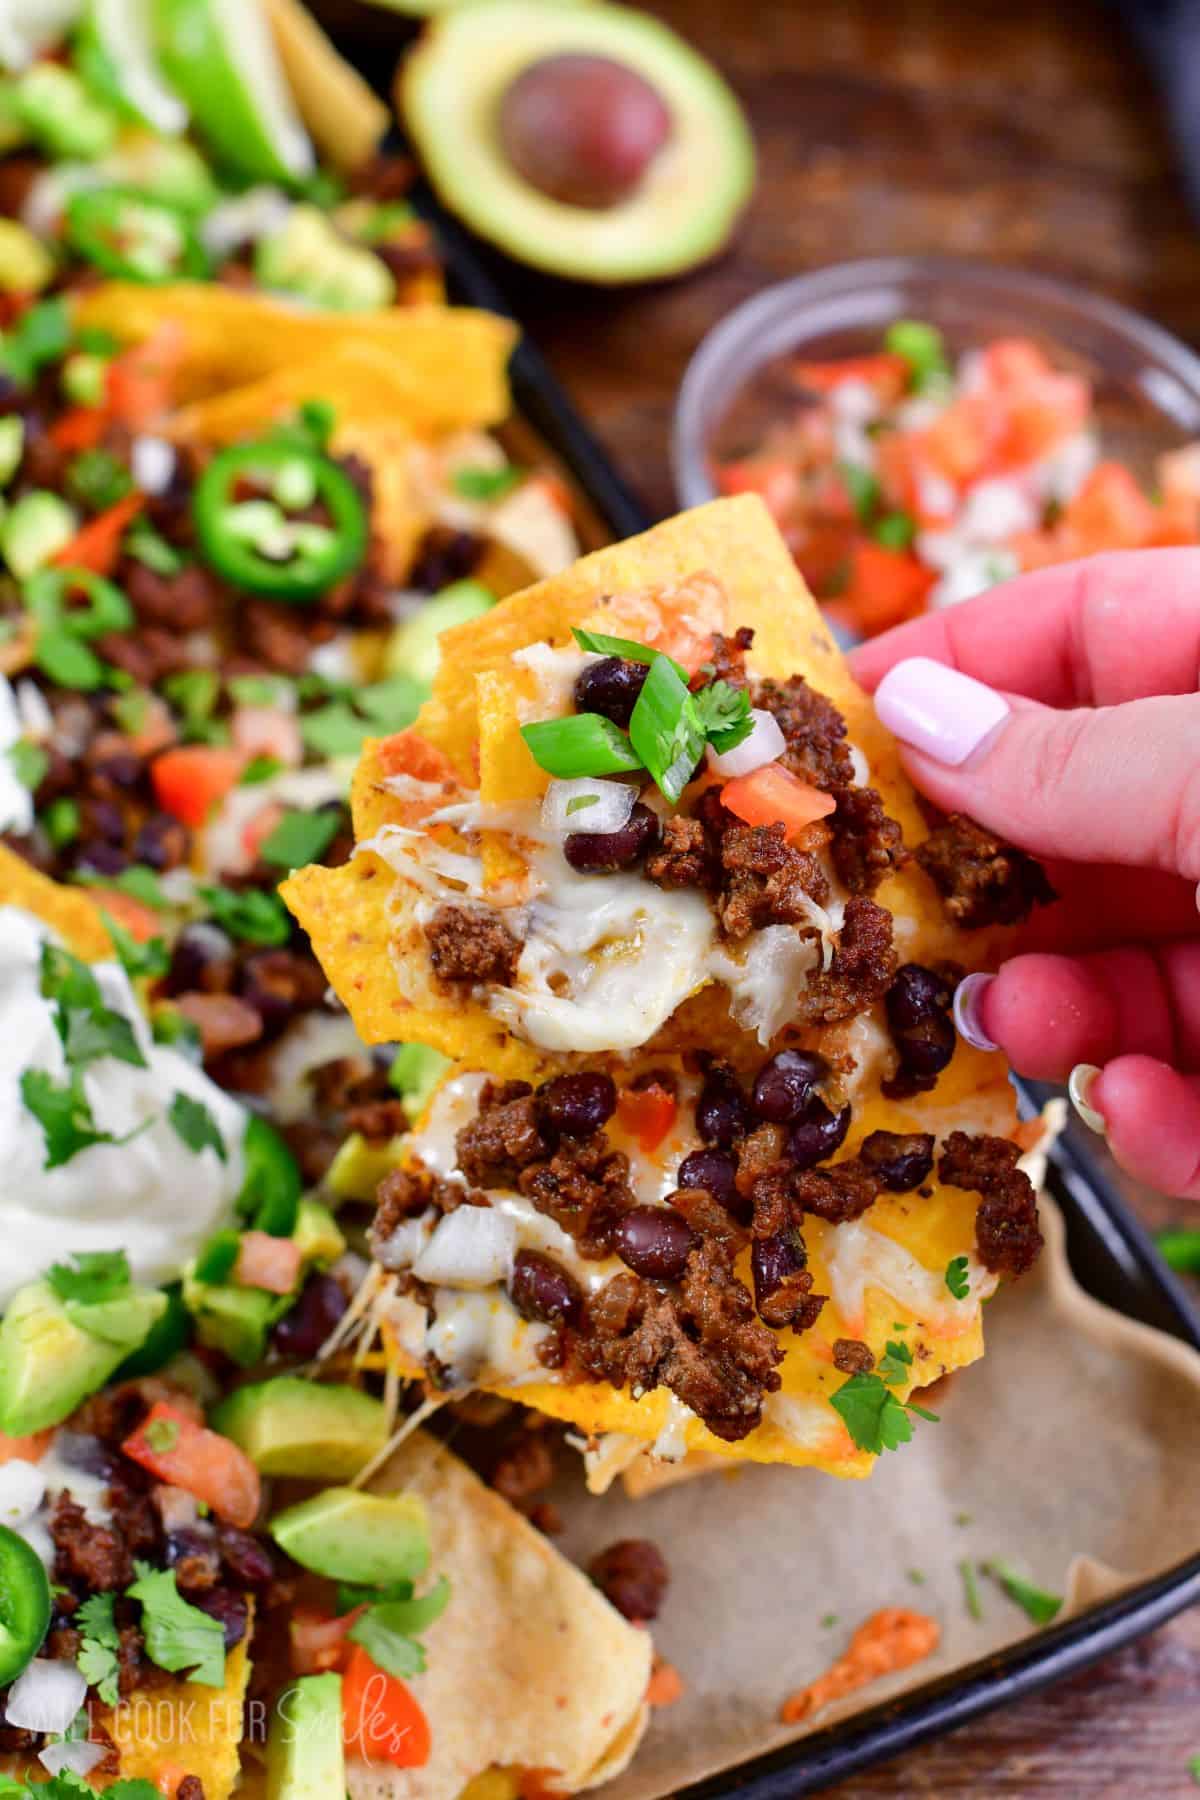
(497, 52), (672, 209)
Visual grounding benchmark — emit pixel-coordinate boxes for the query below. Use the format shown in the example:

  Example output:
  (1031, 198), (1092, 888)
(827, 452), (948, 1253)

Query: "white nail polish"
(1068, 1063), (1107, 1137)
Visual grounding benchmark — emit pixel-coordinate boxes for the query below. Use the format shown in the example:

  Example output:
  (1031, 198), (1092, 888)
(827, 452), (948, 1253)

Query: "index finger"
(849, 548), (1200, 705)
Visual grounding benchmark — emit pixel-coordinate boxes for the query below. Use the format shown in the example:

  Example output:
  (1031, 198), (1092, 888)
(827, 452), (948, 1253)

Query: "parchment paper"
(550, 1196), (1200, 1797)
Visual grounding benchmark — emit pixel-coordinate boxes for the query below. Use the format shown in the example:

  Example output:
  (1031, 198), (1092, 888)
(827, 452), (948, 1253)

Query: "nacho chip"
(72, 285), (516, 428)
(102, 1624), (253, 1798)
(349, 1431), (650, 1800)
(0, 842), (113, 961)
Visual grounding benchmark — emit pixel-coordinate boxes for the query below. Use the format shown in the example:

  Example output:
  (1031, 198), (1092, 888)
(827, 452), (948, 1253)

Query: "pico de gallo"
(715, 319), (1200, 637)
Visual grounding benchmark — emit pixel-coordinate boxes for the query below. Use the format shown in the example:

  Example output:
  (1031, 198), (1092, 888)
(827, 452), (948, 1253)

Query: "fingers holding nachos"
(285, 496), (1052, 1476)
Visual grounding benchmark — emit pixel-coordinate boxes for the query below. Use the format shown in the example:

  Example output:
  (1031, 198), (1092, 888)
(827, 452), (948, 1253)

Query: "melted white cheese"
(0, 907), (245, 1307)
(826, 1219), (996, 1336)
(0, 675), (33, 835)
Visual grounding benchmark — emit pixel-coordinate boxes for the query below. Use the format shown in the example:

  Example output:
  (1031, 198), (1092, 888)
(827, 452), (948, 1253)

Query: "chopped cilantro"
(126, 1561), (226, 1687)
(40, 940), (146, 1071)
(227, 674), (291, 708)
(47, 1250), (130, 1305)
(0, 296), (70, 386)
(1156, 1229), (1200, 1275)
(838, 460), (880, 522)
(300, 675), (425, 760)
(44, 797), (81, 847)
(100, 911), (170, 982)
(238, 753), (283, 785)
(820, 1612), (838, 1629)
(452, 464), (522, 502)
(829, 1370), (938, 1455)
(198, 882), (291, 947)
(144, 1415), (180, 1454)
(151, 1005), (202, 1058)
(873, 510), (916, 551)
(75, 1591), (121, 1704)
(123, 517), (184, 576)
(298, 700), (372, 759)
(65, 448), (132, 514)
(692, 678), (754, 753)
(110, 688), (150, 738)
(168, 1091), (227, 1161)
(259, 807), (342, 870)
(9, 739), (47, 791)
(945, 1255), (970, 1300)
(983, 1559), (1062, 1626)
(75, 863), (170, 910)
(21, 1068), (117, 1168)
(959, 1558), (983, 1622)
(907, 1567), (926, 1586)
(876, 1338), (914, 1385)
(162, 669), (220, 741)
(345, 1576), (451, 1680)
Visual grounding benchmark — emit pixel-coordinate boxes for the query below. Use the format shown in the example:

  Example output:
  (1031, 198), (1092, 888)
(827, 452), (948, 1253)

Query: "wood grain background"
(328, 0), (1200, 1787)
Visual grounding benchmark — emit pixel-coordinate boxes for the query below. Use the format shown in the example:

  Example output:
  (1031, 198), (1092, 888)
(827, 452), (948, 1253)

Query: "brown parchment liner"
(545, 1190), (1200, 1798)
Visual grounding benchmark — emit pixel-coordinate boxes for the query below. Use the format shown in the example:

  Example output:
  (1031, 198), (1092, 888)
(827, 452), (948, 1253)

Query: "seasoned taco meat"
(938, 1130), (1043, 1276)
(425, 904), (524, 986)
(916, 813), (1056, 929)
(795, 896), (897, 1027)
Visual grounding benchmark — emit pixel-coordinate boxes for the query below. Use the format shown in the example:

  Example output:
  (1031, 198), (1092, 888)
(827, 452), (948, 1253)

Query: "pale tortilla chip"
(0, 842), (113, 960)
(72, 286), (517, 429)
(348, 1431), (650, 1800)
(262, 0), (390, 172)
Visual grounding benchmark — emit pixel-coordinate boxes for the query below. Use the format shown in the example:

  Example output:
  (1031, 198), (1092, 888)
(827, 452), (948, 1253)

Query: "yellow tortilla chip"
(262, 0), (390, 172)
(166, 343), (428, 445)
(72, 285), (517, 429)
(0, 843), (113, 961)
(103, 1622), (253, 1798)
(348, 1432), (650, 1800)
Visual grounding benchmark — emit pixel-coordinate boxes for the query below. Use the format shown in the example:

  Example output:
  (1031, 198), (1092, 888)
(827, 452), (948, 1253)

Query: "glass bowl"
(672, 256), (1200, 509)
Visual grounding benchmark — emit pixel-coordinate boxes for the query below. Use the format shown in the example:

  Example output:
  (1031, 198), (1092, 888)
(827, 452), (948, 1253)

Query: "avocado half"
(400, 0), (755, 283)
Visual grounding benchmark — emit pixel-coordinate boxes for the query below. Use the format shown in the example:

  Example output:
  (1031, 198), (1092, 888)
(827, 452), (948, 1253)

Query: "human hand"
(850, 550), (1200, 1198)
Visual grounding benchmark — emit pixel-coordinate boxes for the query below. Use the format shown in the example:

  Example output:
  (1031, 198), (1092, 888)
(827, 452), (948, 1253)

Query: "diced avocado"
(383, 580), (495, 687)
(324, 1131), (405, 1205)
(75, 0), (188, 136)
(155, 0), (314, 185)
(389, 1042), (452, 1125)
(270, 1487), (430, 1586)
(212, 1377), (388, 1479)
(183, 1271), (282, 1368)
(0, 1279), (166, 1436)
(0, 221), (53, 296)
(0, 491), (77, 579)
(100, 132), (218, 213)
(401, 0), (754, 284)
(293, 1198), (345, 1270)
(253, 205), (395, 311)
(114, 1281), (192, 1379)
(266, 1671), (344, 1800)
(15, 62), (119, 160)
(0, 418), (23, 490)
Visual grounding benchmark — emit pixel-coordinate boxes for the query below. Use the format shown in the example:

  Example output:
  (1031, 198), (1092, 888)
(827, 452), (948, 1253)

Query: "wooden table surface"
(338, 0), (1200, 1788)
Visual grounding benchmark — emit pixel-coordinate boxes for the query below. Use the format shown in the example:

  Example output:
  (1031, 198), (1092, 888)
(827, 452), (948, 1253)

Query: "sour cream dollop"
(0, 906), (246, 1306)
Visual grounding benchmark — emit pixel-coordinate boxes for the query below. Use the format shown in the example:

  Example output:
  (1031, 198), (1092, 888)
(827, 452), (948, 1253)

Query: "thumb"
(874, 657), (1200, 881)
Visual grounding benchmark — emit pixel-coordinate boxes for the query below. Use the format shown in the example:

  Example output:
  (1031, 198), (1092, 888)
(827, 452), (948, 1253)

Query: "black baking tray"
(331, 21), (1200, 1793)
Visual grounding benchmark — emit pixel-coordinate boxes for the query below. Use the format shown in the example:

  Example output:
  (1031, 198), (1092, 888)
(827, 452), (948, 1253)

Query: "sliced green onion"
(520, 713), (641, 779)
(885, 319), (949, 391)
(628, 653), (705, 804)
(572, 626), (688, 681)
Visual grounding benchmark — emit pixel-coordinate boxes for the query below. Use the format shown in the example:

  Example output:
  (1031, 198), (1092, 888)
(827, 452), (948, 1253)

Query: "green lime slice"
(78, 0), (188, 134)
(154, 0), (313, 185)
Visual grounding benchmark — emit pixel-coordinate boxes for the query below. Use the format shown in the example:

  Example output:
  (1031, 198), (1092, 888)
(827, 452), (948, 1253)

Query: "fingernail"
(875, 657), (1010, 767)
(1068, 1063), (1108, 1137)
(953, 972), (998, 1051)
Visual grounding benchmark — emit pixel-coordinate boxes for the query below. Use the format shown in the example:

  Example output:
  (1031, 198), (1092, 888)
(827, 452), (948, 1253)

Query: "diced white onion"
(153, 1484), (200, 1533)
(130, 435), (176, 496)
(413, 1206), (517, 1289)
(705, 708), (785, 779)
(39, 1738), (107, 1779)
(5, 1660), (88, 1734)
(540, 777), (636, 838)
(0, 1459), (45, 1526)
(14, 679), (53, 741)
(16, 1518), (55, 1568)
(200, 186), (292, 259)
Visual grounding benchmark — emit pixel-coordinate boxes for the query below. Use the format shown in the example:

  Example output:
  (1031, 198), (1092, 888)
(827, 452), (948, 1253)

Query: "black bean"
(509, 1249), (582, 1325)
(588, 1538), (669, 1621)
(75, 840), (130, 877)
(217, 1525), (277, 1591)
(886, 963), (956, 1078)
(162, 922), (236, 997)
(573, 656), (648, 729)
(563, 802), (659, 874)
(537, 1070), (616, 1136)
(860, 1130), (935, 1192)
(131, 811), (190, 872)
(751, 1050), (826, 1124)
(271, 1273), (348, 1361)
(788, 1097), (851, 1169)
(83, 797), (126, 844)
(676, 1147), (739, 1210)
(751, 1231), (806, 1310)
(193, 1587), (249, 1649)
(164, 1528), (221, 1591)
(89, 751), (143, 792)
(614, 1204), (695, 1281)
(54, 1431), (118, 1482)
(695, 1066), (750, 1148)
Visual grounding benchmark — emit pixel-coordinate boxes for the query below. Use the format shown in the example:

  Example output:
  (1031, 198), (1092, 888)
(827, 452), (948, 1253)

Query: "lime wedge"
(78, 0), (188, 134)
(154, 0), (313, 184)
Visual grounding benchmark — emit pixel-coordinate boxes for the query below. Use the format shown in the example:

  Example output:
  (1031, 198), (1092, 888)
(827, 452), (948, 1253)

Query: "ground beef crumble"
(916, 813), (1056, 929)
(938, 1130), (1044, 1276)
(718, 821), (830, 939)
(794, 896), (897, 1027)
(425, 904), (523, 987)
(589, 1539), (670, 1620)
(833, 1338), (876, 1374)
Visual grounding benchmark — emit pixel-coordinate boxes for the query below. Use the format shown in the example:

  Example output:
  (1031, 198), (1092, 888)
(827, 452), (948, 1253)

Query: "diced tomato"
(0, 1429), (51, 1464)
(341, 1645), (431, 1769)
(106, 323), (183, 429)
(153, 1763), (194, 1798)
(980, 338), (1053, 391)
(234, 1230), (302, 1295)
(122, 1402), (261, 1529)
(653, 614), (716, 678)
(48, 408), (106, 453)
(919, 393), (996, 485)
(646, 1657), (686, 1707)
(96, 889), (164, 945)
(51, 492), (145, 578)
(1060, 461), (1156, 553)
(1157, 442), (1200, 502)
(291, 1607), (361, 1675)
(231, 704), (302, 768)
(793, 351), (909, 404)
(151, 745), (246, 827)
(376, 729), (458, 786)
(992, 374), (1088, 469)
(836, 540), (934, 636)
(616, 1082), (678, 1154)
(792, 520), (858, 598)
(720, 763), (836, 839)
(715, 456), (798, 522)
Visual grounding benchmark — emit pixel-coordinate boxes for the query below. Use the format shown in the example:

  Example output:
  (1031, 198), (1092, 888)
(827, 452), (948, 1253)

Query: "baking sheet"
(547, 1195), (1200, 1797)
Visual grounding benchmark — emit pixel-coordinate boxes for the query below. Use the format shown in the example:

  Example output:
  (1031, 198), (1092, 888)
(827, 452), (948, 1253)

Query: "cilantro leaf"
(983, 1559), (1062, 1626)
(47, 1251), (131, 1306)
(346, 1576), (450, 1680)
(198, 883), (291, 947)
(126, 1562), (226, 1687)
(75, 864), (170, 910)
(168, 1091), (227, 1162)
(876, 1338), (914, 1385)
(9, 739), (48, 791)
(21, 1068), (116, 1168)
(39, 941), (146, 1070)
(335, 1579), (413, 1614)
(692, 679), (753, 754)
(100, 911), (170, 982)
(238, 754), (283, 785)
(258, 807), (343, 870)
(959, 1558), (983, 1622)
(837, 460), (881, 523)
(105, 1785), (162, 1800)
(945, 1255), (970, 1300)
(830, 1372), (915, 1454)
(76, 1591), (121, 1705)
(452, 464), (522, 502)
